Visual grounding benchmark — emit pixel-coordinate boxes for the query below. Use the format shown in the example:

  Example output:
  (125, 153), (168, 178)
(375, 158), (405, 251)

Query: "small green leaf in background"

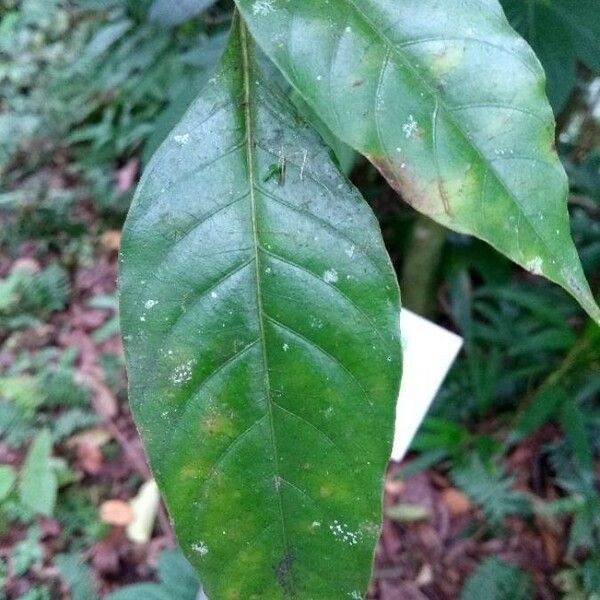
(55, 553), (99, 600)
(12, 526), (44, 577)
(452, 455), (530, 525)
(106, 549), (199, 600)
(500, 0), (574, 111)
(511, 387), (568, 442)
(149, 0), (217, 26)
(461, 557), (533, 600)
(0, 376), (44, 413)
(18, 429), (58, 516)
(235, 0), (600, 323)
(120, 15), (402, 599)
(16, 587), (51, 600)
(560, 401), (594, 473)
(502, 0), (600, 110)
(0, 465), (16, 501)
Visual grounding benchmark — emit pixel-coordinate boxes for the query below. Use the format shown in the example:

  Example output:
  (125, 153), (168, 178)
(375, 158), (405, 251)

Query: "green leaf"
(106, 549), (199, 600)
(120, 16), (402, 600)
(0, 465), (16, 501)
(460, 557), (533, 600)
(511, 387), (567, 442)
(536, 0), (600, 73)
(234, 0), (600, 324)
(561, 401), (594, 472)
(501, 0), (577, 110)
(12, 526), (44, 577)
(149, 0), (216, 26)
(0, 376), (44, 412)
(55, 553), (99, 600)
(18, 429), (58, 516)
(452, 455), (530, 525)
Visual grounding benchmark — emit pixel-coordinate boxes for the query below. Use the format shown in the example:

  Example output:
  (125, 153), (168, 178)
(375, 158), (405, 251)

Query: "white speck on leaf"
(345, 245), (355, 258)
(211, 291), (218, 299)
(526, 257), (543, 275)
(171, 361), (193, 385)
(144, 299), (158, 309)
(349, 592), (362, 600)
(310, 316), (324, 329)
(191, 542), (208, 557)
(139, 316), (146, 322)
(402, 114), (419, 139)
(323, 269), (339, 284)
(329, 520), (363, 546)
(173, 133), (191, 146)
(252, 0), (274, 15)
(282, 343), (289, 352)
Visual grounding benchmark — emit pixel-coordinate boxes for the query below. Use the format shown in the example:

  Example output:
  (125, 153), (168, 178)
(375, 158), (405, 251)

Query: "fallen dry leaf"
(91, 529), (124, 576)
(101, 230), (122, 252)
(67, 427), (112, 449)
(100, 500), (134, 527)
(76, 441), (104, 475)
(115, 159), (139, 192)
(415, 563), (434, 587)
(127, 480), (160, 544)
(385, 477), (406, 497)
(11, 257), (40, 273)
(441, 488), (472, 517)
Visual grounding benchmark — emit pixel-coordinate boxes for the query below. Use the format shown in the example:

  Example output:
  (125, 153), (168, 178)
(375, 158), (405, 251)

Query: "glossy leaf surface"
(120, 18), (402, 600)
(235, 0), (600, 323)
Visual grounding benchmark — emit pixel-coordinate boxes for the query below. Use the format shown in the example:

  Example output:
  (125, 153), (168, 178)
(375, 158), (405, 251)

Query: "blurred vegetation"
(0, 0), (599, 598)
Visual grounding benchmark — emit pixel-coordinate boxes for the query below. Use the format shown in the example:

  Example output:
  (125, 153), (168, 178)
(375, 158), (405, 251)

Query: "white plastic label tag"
(391, 309), (463, 462)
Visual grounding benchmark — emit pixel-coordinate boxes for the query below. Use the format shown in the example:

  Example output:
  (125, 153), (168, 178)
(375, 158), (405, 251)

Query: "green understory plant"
(119, 1), (600, 598)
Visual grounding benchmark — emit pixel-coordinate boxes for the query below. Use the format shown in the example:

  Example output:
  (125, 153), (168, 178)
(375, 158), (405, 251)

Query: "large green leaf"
(501, 0), (600, 110)
(234, 0), (600, 324)
(501, 0), (575, 111)
(120, 17), (402, 600)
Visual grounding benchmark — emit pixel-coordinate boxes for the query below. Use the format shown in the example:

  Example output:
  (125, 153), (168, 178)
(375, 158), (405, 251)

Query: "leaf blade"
(234, 0), (600, 323)
(18, 429), (57, 517)
(120, 17), (402, 599)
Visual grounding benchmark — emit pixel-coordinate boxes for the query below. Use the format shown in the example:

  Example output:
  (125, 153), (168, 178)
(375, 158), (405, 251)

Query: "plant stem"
(400, 216), (447, 317)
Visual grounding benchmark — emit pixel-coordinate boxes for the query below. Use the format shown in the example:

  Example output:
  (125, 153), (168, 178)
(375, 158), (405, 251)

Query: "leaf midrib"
(239, 20), (295, 594)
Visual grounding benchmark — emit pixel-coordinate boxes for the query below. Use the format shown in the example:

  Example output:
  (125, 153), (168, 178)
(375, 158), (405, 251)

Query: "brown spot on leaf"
(437, 177), (452, 216)
(367, 155), (438, 216)
(274, 550), (295, 597)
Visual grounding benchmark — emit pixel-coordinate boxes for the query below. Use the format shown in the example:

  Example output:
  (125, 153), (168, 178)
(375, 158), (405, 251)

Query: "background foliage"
(0, 0), (599, 598)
